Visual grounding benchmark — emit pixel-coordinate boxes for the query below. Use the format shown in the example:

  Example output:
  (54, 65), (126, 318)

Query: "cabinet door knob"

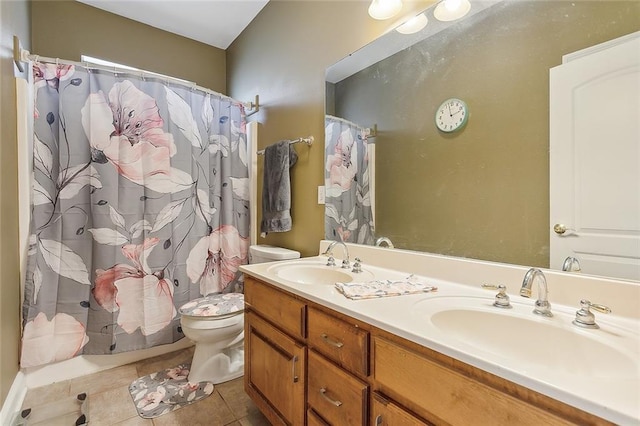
(375, 414), (383, 425)
(319, 388), (343, 407)
(321, 333), (344, 348)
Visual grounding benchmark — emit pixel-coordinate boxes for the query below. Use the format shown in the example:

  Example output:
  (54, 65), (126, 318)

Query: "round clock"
(435, 98), (468, 133)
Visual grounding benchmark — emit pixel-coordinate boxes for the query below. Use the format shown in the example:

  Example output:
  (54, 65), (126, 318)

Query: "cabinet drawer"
(372, 336), (572, 426)
(245, 277), (306, 339)
(307, 307), (369, 377)
(308, 350), (368, 426)
(307, 409), (330, 426)
(371, 392), (432, 426)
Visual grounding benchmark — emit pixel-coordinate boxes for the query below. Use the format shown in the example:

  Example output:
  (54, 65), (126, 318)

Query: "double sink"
(263, 256), (640, 423)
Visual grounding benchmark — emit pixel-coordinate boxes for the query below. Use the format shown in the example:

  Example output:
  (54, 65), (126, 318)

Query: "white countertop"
(240, 243), (640, 425)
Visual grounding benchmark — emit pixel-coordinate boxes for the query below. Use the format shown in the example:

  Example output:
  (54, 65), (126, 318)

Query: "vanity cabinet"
(244, 276), (611, 426)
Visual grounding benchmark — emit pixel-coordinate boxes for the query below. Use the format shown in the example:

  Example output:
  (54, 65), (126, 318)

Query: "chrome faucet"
(562, 256), (581, 272)
(520, 268), (553, 317)
(322, 241), (350, 269)
(374, 236), (394, 249)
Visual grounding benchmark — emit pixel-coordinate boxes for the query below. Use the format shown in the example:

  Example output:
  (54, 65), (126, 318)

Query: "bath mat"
(128, 363), (214, 419)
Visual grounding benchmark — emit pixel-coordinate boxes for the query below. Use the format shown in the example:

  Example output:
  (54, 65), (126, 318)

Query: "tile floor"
(21, 347), (271, 426)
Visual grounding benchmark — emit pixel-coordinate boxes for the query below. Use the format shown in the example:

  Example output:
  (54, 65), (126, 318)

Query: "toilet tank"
(249, 245), (300, 264)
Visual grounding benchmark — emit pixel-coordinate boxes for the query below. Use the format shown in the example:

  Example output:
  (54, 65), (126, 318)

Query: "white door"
(550, 32), (640, 281)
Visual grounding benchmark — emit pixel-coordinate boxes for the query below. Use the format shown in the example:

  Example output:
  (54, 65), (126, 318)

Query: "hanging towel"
(260, 140), (298, 236)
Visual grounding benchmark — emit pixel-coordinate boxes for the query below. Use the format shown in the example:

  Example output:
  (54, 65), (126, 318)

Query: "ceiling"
(76, 0), (270, 50)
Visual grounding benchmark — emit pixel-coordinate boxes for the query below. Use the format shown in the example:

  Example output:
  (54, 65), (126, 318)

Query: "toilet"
(179, 244), (300, 384)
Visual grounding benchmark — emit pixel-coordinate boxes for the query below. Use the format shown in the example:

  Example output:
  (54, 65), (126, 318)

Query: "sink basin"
(412, 297), (639, 380)
(267, 261), (374, 285)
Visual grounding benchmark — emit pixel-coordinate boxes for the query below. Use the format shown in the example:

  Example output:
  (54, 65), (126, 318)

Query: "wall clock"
(435, 98), (469, 133)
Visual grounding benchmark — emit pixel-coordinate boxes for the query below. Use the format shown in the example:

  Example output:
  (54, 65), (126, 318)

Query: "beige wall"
(31, 0), (226, 93)
(332, 1), (640, 267)
(0, 0), (30, 406)
(227, 1), (429, 256)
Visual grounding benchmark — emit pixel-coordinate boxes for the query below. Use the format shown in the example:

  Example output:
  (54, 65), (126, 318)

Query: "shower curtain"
(324, 115), (374, 245)
(21, 62), (250, 368)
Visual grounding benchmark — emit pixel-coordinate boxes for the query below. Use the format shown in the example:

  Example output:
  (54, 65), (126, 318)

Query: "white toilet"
(179, 245), (300, 384)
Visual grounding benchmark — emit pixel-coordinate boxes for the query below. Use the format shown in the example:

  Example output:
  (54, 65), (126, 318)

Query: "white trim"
(24, 338), (193, 389)
(0, 371), (27, 426)
(248, 121), (258, 246)
(563, 31), (639, 63)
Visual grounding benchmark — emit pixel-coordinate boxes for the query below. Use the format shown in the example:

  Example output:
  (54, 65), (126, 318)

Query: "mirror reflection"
(325, 0), (639, 280)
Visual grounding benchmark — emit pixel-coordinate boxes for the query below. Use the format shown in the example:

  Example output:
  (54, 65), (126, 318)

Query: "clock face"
(435, 98), (468, 133)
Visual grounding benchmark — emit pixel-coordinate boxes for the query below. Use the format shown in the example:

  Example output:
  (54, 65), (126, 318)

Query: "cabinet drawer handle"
(321, 333), (344, 348)
(292, 355), (299, 383)
(319, 388), (343, 407)
(375, 415), (383, 425)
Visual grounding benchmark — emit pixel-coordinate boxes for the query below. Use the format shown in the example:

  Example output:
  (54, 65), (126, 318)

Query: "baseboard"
(0, 371), (27, 426)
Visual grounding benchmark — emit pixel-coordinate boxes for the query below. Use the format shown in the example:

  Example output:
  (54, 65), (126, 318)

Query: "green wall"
(333, 1), (640, 267)
(230, 1), (638, 261)
(227, 1), (429, 256)
(0, 0), (30, 407)
(31, 0), (226, 93)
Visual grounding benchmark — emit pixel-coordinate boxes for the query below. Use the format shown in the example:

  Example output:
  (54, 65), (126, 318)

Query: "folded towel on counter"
(335, 275), (438, 300)
(260, 140), (298, 237)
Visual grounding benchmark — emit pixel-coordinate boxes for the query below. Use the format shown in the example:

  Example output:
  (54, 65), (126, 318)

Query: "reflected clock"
(435, 98), (469, 133)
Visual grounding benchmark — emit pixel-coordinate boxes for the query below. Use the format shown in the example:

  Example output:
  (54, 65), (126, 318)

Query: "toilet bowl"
(179, 293), (245, 384)
(179, 245), (300, 384)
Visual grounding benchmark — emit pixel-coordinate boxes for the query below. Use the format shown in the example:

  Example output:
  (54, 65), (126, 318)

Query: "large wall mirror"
(325, 0), (639, 280)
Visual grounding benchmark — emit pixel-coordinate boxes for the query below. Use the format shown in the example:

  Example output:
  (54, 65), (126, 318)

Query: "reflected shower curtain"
(324, 115), (374, 245)
(21, 62), (250, 368)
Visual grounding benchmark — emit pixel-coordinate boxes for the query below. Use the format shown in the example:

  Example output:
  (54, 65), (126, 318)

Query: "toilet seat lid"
(179, 293), (244, 318)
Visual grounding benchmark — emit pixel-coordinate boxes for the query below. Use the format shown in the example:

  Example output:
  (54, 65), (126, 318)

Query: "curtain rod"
(326, 114), (377, 137)
(14, 40), (259, 115)
(257, 136), (314, 155)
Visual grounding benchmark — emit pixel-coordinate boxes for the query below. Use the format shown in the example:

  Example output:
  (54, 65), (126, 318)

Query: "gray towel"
(260, 140), (298, 236)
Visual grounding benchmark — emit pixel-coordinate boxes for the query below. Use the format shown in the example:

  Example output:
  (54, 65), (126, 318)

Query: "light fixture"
(433, 0), (471, 22)
(395, 13), (428, 34)
(368, 0), (403, 20)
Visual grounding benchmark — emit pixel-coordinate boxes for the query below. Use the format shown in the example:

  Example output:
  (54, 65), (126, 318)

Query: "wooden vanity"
(243, 276), (611, 426)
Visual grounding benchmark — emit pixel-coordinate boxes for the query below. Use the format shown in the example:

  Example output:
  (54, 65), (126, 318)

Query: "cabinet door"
(371, 392), (432, 426)
(245, 311), (306, 426)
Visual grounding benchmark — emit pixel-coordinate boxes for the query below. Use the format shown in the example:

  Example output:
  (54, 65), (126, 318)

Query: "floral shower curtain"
(324, 115), (374, 245)
(21, 62), (250, 368)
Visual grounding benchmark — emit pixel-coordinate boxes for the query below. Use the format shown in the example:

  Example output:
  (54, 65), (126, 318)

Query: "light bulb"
(368, 0), (403, 20)
(396, 13), (428, 34)
(433, 0), (471, 21)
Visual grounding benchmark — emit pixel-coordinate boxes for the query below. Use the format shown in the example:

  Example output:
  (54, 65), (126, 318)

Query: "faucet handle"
(481, 284), (512, 309)
(326, 255), (336, 267)
(573, 299), (611, 329)
(351, 258), (362, 273)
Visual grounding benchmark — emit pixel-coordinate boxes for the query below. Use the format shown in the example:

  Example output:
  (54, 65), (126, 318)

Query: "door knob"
(553, 223), (567, 234)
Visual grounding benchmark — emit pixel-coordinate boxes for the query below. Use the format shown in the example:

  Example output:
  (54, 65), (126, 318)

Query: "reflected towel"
(260, 140), (298, 236)
(335, 275), (437, 300)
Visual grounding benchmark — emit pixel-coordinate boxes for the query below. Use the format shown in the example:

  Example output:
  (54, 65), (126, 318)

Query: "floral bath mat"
(128, 363), (214, 419)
